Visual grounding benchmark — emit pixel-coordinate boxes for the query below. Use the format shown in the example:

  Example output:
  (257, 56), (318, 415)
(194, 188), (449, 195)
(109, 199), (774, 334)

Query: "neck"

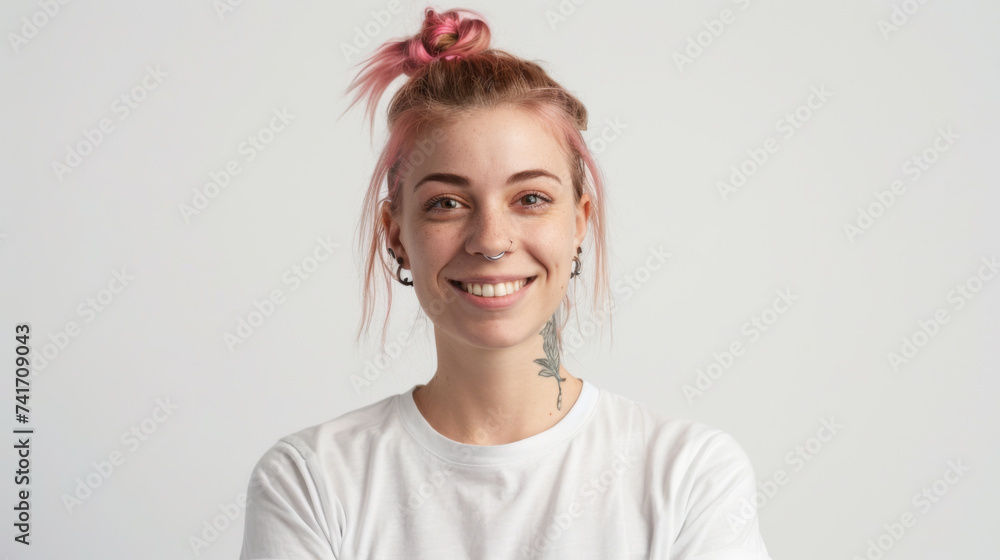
(412, 314), (583, 446)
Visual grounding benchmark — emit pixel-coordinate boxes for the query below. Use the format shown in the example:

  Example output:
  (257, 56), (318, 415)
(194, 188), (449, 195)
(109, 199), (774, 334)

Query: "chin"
(442, 318), (536, 350)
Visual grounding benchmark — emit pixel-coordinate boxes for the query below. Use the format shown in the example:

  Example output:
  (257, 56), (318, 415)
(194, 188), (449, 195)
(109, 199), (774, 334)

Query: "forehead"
(405, 106), (571, 183)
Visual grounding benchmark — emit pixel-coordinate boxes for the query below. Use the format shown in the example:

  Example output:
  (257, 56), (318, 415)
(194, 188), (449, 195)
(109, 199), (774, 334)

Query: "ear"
(573, 192), (591, 249)
(381, 200), (406, 265)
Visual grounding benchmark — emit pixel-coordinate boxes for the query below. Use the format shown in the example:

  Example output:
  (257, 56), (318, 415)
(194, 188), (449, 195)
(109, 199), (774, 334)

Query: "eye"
(423, 192), (552, 212)
(424, 196), (465, 211)
(518, 191), (552, 208)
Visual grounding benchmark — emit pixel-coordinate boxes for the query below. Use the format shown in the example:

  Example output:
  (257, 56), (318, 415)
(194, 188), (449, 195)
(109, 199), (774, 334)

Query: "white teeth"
(459, 278), (530, 298)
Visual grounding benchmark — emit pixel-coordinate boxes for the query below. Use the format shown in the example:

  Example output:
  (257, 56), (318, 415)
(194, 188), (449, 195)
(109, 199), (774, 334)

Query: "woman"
(240, 7), (773, 559)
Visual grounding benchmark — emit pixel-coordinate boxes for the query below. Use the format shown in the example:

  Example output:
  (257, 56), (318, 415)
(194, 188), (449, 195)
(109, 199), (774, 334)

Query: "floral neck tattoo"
(534, 315), (565, 410)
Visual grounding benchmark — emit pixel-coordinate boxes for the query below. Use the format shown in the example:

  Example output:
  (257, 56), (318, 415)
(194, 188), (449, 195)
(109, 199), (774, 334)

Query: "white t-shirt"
(239, 379), (773, 559)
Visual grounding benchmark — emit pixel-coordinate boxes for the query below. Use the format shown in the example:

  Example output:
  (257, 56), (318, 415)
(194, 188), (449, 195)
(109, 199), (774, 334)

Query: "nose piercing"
(482, 239), (513, 261)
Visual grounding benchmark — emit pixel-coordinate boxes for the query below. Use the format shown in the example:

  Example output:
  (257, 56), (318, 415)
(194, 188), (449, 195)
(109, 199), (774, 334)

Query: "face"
(383, 106), (591, 350)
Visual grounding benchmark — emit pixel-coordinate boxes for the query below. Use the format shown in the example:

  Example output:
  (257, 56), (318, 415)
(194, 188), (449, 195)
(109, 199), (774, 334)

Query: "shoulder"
(591, 388), (771, 557)
(589, 385), (756, 482)
(249, 390), (401, 479)
(241, 392), (404, 553)
(593, 385), (742, 452)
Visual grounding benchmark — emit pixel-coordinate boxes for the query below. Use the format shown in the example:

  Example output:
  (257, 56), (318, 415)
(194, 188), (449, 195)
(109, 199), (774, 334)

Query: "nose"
(465, 202), (514, 258)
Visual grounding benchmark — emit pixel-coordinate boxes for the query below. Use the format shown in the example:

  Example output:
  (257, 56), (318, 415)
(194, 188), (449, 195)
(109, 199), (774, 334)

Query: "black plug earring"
(387, 247), (413, 286)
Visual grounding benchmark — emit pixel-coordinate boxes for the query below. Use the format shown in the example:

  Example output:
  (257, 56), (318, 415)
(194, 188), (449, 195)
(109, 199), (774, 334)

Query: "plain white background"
(1, 0), (997, 558)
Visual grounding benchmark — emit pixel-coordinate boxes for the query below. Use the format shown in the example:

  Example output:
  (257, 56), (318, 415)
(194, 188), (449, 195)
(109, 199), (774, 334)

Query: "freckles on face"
(402, 108), (576, 251)
(394, 107), (581, 329)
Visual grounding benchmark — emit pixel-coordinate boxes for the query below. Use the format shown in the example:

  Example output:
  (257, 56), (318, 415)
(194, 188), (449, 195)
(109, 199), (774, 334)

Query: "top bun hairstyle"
(343, 7), (612, 349)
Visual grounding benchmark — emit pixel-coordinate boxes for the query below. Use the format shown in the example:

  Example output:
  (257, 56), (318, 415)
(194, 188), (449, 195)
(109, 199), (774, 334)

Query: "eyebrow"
(412, 169), (562, 192)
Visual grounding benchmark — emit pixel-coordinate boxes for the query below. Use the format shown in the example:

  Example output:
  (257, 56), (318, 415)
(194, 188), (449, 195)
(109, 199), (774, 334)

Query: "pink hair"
(341, 7), (614, 350)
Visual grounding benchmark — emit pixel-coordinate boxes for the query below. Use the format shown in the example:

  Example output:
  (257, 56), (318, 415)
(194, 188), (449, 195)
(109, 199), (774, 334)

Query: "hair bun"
(343, 7), (492, 132)
(415, 8), (491, 62)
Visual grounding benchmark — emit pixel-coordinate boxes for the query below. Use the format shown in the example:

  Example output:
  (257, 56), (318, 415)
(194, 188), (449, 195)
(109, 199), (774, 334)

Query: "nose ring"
(482, 239), (513, 261)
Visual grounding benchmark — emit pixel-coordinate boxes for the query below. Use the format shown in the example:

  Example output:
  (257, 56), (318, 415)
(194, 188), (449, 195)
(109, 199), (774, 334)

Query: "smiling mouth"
(449, 276), (537, 297)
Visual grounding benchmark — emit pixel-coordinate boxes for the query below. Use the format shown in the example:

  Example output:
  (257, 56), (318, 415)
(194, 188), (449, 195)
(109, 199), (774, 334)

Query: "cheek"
(526, 213), (577, 251)
(408, 228), (454, 272)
